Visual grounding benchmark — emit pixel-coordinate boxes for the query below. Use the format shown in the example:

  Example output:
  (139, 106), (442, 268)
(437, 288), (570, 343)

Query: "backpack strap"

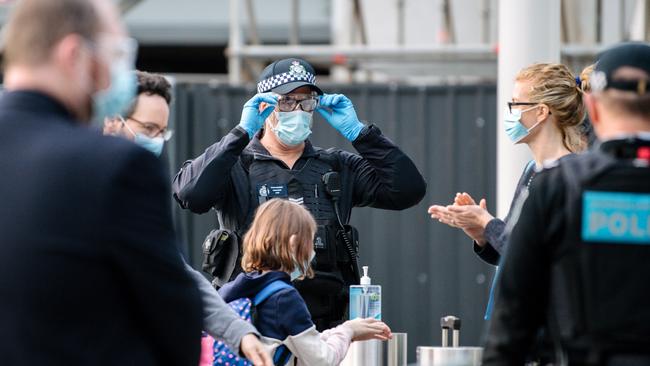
(253, 280), (293, 306)
(273, 345), (293, 366)
(252, 280), (295, 366)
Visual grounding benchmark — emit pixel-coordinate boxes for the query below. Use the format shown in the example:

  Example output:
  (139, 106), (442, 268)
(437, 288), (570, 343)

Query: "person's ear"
(264, 104), (278, 127)
(536, 103), (551, 123)
(288, 234), (299, 253)
(53, 34), (91, 84)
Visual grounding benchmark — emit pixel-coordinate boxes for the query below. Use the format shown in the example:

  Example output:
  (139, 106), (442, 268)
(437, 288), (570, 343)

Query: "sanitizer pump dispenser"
(349, 266), (381, 320)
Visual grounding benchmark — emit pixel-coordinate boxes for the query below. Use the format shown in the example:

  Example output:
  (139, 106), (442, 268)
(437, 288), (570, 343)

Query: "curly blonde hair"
(241, 199), (316, 279)
(516, 63), (588, 152)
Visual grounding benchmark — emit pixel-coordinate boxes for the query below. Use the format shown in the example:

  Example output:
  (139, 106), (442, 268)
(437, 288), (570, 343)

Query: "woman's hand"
(447, 198), (493, 229)
(428, 193), (493, 245)
(428, 204), (453, 224)
(454, 192), (477, 206)
(344, 318), (393, 342)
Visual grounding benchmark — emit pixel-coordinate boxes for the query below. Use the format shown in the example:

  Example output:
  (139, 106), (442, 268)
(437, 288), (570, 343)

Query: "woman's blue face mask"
(503, 105), (542, 143)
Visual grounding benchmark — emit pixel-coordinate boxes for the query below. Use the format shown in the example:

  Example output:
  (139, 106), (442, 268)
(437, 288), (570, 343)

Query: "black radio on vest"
(322, 171), (360, 283)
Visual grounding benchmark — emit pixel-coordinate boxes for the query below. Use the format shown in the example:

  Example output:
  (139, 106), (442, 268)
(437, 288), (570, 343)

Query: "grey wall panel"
(168, 82), (497, 362)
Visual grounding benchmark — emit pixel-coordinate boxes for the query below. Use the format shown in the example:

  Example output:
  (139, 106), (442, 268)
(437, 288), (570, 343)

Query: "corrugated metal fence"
(167, 82), (498, 362)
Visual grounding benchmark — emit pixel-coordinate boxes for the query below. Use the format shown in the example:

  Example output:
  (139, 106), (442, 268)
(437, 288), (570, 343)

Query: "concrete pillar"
(496, 0), (560, 217)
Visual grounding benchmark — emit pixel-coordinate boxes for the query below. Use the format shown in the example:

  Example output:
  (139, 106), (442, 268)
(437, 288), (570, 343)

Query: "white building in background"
(0, 0), (646, 82)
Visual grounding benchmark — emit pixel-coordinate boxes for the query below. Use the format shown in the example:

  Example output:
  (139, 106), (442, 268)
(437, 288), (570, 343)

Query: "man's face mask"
(271, 110), (313, 146)
(88, 36), (138, 123)
(269, 93), (318, 146)
(120, 116), (165, 156)
(503, 104), (542, 143)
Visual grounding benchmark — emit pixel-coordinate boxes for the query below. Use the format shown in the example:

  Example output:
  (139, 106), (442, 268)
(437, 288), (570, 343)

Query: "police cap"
(591, 42), (650, 95)
(256, 58), (324, 95)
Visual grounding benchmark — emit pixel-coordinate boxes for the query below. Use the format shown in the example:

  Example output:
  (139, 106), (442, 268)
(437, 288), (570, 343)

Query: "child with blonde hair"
(219, 199), (392, 365)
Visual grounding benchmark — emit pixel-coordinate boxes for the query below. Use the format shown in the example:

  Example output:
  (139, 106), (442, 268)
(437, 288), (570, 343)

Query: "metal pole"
(228, 43), (594, 61)
(481, 0), (491, 44)
(290, 0), (300, 45)
(623, 0), (629, 41)
(229, 44), (497, 61)
(352, 0), (368, 45)
(646, 0), (650, 41)
(442, 0), (456, 43)
(561, 0), (569, 43)
(596, 0), (602, 43)
(331, 0), (353, 82)
(497, 0), (560, 218)
(397, 0), (405, 45)
(244, 0), (260, 45)
(639, 0), (650, 41)
(228, 0), (242, 85)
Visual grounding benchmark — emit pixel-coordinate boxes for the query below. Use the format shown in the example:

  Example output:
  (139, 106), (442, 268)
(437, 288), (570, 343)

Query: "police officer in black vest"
(173, 58), (426, 330)
(483, 42), (650, 366)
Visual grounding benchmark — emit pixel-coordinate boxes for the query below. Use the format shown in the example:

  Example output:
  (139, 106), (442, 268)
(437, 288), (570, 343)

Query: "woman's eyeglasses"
(507, 102), (537, 114)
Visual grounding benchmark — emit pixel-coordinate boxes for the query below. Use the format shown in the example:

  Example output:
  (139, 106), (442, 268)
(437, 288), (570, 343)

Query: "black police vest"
(247, 154), (350, 272)
(551, 140), (650, 354)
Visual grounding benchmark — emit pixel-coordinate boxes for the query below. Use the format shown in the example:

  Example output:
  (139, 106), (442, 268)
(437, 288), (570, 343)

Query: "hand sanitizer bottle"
(349, 266), (381, 320)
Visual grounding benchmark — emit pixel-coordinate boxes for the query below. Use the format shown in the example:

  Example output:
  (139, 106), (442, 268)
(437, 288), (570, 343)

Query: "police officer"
(483, 42), (650, 365)
(172, 58), (426, 330)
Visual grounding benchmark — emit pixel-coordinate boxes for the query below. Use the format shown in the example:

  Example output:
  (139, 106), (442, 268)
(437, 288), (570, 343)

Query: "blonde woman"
(218, 199), (392, 366)
(428, 63), (588, 316)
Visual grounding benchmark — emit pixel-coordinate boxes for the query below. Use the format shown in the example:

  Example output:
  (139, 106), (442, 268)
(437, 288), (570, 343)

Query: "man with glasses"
(173, 58), (426, 330)
(104, 71), (173, 156)
(0, 0), (202, 364)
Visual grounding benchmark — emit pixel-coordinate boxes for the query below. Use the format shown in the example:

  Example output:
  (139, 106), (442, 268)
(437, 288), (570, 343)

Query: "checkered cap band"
(257, 71), (316, 93)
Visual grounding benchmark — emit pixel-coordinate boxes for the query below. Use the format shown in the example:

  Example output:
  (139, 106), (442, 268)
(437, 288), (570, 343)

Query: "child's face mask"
(290, 250), (316, 281)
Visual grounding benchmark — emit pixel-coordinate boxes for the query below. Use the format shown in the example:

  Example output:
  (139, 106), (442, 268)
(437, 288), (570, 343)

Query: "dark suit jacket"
(0, 91), (203, 365)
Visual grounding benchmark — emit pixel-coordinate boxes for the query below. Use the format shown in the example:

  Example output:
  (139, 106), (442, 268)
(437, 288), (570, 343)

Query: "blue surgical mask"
(503, 106), (542, 143)
(90, 38), (138, 122)
(290, 250), (316, 281)
(134, 134), (165, 156)
(272, 110), (313, 146)
(121, 116), (165, 156)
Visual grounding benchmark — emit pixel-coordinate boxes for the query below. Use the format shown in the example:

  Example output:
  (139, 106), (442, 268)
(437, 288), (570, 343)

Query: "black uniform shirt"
(172, 124), (427, 227)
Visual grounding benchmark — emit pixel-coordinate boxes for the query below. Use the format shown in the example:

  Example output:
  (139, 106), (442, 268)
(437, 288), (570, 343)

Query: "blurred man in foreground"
(0, 1), (202, 364)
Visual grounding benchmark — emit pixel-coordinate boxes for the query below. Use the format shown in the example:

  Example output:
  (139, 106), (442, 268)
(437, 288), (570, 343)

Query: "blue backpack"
(213, 280), (294, 366)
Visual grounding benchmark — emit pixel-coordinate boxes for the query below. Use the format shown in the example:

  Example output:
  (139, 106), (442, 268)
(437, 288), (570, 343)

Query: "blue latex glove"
(239, 93), (278, 139)
(316, 94), (365, 141)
